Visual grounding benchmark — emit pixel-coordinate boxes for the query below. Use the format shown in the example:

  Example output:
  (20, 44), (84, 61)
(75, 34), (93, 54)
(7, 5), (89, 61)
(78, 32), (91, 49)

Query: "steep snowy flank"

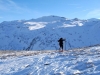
(0, 15), (100, 50)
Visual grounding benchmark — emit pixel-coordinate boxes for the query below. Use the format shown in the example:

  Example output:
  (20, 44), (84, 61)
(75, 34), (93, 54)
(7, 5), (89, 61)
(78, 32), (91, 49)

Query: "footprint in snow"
(54, 72), (65, 75)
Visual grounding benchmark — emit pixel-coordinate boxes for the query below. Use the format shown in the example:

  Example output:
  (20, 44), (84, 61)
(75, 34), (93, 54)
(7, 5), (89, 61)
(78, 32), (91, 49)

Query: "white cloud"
(0, 0), (17, 11)
(72, 9), (88, 15)
(0, 0), (50, 19)
(86, 9), (100, 18)
(0, 0), (30, 14)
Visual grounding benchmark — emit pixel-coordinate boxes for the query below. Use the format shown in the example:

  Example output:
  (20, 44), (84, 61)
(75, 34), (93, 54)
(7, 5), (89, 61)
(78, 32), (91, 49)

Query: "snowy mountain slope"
(0, 15), (100, 50)
(0, 45), (100, 75)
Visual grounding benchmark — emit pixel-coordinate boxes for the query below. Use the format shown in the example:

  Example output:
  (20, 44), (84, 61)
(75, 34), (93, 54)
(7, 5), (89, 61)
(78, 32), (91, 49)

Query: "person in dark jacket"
(58, 38), (65, 52)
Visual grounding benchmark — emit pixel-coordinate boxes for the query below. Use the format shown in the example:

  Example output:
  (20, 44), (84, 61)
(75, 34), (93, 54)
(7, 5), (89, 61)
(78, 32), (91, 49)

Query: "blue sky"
(0, 0), (100, 22)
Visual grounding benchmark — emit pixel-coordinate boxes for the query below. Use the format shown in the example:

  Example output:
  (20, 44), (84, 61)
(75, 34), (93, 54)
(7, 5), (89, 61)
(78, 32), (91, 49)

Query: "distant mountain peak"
(87, 18), (100, 22)
(73, 18), (80, 21)
(0, 16), (100, 50)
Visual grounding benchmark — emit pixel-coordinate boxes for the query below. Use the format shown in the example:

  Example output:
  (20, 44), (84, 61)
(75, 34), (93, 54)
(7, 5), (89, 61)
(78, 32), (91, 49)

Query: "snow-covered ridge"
(0, 15), (100, 50)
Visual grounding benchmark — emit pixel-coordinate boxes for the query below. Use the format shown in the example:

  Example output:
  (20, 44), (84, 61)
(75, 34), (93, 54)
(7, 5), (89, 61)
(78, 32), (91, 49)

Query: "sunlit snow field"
(0, 46), (100, 75)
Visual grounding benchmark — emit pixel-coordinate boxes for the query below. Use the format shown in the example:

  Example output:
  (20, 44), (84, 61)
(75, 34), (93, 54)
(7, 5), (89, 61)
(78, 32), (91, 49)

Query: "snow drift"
(0, 45), (100, 75)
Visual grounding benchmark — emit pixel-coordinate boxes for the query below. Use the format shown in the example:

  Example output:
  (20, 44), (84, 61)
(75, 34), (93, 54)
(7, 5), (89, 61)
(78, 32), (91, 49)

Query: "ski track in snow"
(0, 46), (100, 75)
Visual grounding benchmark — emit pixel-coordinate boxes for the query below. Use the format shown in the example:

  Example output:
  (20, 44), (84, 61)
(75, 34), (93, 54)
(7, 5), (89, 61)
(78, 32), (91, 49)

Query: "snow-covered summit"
(0, 16), (100, 50)
(35, 15), (67, 22)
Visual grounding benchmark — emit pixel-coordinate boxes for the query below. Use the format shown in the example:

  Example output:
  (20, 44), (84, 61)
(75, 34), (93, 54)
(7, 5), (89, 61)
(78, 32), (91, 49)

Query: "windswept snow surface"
(1, 46), (100, 75)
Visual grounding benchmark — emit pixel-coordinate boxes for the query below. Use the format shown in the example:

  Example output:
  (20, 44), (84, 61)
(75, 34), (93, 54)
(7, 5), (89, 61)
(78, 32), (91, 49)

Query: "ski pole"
(65, 39), (66, 50)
